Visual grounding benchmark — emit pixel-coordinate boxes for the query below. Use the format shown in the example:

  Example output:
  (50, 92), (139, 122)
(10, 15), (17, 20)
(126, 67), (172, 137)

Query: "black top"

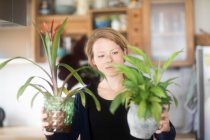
(46, 83), (176, 140)
(88, 84), (141, 140)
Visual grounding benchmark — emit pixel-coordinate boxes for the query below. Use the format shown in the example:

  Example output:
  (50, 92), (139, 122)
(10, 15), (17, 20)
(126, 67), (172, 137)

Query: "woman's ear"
(123, 48), (128, 55)
(91, 59), (97, 68)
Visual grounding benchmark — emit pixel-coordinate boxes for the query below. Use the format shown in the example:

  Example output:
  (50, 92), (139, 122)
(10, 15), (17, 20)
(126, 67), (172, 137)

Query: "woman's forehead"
(92, 38), (121, 52)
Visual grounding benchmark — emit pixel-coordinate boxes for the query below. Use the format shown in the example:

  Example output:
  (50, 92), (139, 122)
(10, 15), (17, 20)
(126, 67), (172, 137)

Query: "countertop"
(0, 126), (196, 140)
(0, 126), (45, 140)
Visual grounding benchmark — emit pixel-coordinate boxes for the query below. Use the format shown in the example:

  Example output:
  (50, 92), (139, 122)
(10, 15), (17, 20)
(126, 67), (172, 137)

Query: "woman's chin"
(104, 71), (119, 77)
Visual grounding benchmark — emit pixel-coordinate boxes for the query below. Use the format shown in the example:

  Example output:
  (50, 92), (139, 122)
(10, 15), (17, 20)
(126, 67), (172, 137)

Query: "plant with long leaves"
(0, 18), (100, 111)
(110, 45), (181, 123)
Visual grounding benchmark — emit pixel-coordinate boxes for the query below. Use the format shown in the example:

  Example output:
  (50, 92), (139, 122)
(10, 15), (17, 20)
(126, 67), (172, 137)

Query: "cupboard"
(32, 0), (194, 67)
(143, 0), (194, 67)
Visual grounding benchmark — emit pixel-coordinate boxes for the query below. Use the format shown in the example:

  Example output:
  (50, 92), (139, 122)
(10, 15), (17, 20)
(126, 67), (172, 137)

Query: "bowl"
(55, 5), (76, 15)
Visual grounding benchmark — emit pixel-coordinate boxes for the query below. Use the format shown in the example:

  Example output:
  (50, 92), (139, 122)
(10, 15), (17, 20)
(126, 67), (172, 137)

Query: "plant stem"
(51, 66), (58, 96)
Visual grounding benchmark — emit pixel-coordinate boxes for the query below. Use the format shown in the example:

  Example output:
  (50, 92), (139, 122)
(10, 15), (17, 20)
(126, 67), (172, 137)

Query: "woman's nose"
(105, 54), (112, 62)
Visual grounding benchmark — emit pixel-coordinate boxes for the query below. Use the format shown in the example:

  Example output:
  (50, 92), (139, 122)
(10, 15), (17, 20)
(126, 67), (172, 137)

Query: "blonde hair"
(85, 28), (128, 67)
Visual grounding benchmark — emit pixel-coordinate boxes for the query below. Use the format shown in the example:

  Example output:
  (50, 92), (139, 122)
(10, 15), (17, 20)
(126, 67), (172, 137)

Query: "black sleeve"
(45, 95), (81, 140)
(154, 121), (176, 140)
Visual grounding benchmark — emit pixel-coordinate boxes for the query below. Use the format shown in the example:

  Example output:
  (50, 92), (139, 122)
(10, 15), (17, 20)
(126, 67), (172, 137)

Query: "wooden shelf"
(152, 0), (185, 4)
(37, 15), (89, 21)
(176, 133), (196, 140)
(90, 7), (127, 14)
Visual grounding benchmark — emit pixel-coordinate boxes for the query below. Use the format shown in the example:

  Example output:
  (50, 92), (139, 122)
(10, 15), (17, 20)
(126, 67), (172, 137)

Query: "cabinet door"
(144, 0), (194, 67)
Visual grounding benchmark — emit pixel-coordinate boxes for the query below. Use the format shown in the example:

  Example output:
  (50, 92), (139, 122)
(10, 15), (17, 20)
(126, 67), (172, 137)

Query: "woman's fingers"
(156, 120), (170, 134)
(156, 108), (170, 134)
(43, 128), (54, 136)
(41, 107), (55, 135)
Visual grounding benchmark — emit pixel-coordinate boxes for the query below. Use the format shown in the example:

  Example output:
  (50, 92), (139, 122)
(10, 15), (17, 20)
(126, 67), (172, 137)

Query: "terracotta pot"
(44, 96), (74, 133)
(127, 103), (158, 139)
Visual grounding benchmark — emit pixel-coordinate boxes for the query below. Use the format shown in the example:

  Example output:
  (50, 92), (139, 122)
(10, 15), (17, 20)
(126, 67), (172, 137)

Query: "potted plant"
(0, 18), (100, 133)
(110, 45), (181, 139)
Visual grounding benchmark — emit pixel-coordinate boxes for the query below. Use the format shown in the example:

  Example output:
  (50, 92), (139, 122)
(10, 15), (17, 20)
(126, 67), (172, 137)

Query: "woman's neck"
(103, 74), (124, 92)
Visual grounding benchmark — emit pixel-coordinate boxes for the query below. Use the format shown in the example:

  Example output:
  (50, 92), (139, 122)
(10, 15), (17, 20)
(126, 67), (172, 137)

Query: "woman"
(43, 28), (176, 140)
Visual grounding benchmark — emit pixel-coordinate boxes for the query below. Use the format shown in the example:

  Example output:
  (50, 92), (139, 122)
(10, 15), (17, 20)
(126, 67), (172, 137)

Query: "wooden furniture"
(0, 126), (196, 140)
(89, 7), (144, 52)
(143, 0), (194, 67)
(32, 0), (194, 67)
(0, 126), (45, 140)
(33, 0), (144, 62)
(176, 133), (196, 140)
(127, 7), (144, 51)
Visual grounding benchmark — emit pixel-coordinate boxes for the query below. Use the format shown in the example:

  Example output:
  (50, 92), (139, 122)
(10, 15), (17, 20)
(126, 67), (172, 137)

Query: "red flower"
(41, 19), (62, 43)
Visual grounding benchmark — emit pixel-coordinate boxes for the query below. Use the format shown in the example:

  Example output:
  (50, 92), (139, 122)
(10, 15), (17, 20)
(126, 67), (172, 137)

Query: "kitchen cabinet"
(143, 0), (194, 67)
(33, 0), (194, 67)
(33, 4), (144, 62)
(127, 7), (144, 51)
(90, 6), (144, 52)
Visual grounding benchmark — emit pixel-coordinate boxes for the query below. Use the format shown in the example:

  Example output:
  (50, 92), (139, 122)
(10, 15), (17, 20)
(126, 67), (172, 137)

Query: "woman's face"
(92, 38), (125, 77)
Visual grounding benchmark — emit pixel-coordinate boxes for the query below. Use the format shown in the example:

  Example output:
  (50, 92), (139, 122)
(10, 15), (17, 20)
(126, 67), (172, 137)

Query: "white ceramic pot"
(127, 103), (158, 139)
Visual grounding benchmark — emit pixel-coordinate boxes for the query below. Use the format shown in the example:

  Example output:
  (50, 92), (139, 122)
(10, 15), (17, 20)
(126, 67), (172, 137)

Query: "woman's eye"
(98, 55), (104, 58)
(112, 51), (118, 55)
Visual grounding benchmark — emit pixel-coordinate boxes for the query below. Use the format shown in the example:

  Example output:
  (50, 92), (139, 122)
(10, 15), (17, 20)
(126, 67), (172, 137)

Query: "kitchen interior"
(0, 0), (210, 140)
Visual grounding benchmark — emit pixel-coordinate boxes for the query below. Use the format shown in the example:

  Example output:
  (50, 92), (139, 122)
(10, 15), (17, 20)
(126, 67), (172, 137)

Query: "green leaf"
(84, 87), (101, 111)
(113, 64), (139, 84)
(124, 55), (150, 74)
(51, 18), (68, 67)
(149, 96), (162, 103)
(150, 86), (167, 98)
(151, 102), (162, 123)
(29, 84), (52, 96)
(160, 77), (178, 89)
(62, 87), (69, 95)
(30, 92), (40, 108)
(123, 80), (138, 93)
(172, 94), (178, 107)
(43, 32), (52, 65)
(0, 57), (51, 79)
(79, 91), (86, 107)
(162, 50), (183, 72)
(153, 60), (161, 85)
(0, 58), (15, 70)
(128, 45), (154, 69)
(59, 63), (85, 85)
(110, 92), (127, 114)
(17, 77), (34, 101)
(138, 84), (145, 91)
(137, 101), (146, 119)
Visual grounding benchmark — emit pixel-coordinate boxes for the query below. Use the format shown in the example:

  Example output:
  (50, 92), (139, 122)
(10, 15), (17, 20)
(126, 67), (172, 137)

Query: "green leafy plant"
(110, 45), (181, 123)
(0, 18), (100, 125)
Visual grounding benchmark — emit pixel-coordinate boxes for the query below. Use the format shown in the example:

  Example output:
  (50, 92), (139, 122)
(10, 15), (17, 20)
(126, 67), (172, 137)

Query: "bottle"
(39, 0), (52, 15)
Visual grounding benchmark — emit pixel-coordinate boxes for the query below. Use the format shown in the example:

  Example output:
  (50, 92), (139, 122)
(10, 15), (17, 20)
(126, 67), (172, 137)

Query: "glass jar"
(44, 96), (74, 133)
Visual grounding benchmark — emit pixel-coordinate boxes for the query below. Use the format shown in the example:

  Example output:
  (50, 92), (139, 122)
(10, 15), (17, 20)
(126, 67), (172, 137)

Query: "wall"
(0, 26), (32, 58)
(0, 0), (210, 128)
(0, 62), (48, 126)
(194, 0), (210, 33)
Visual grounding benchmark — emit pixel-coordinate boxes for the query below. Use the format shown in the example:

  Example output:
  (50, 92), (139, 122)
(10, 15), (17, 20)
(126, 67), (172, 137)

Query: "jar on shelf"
(54, 0), (76, 15)
(77, 0), (89, 15)
(39, 0), (53, 15)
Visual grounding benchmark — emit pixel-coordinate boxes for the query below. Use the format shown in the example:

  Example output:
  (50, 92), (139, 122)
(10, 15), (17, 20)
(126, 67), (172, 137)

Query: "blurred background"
(0, 0), (210, 139)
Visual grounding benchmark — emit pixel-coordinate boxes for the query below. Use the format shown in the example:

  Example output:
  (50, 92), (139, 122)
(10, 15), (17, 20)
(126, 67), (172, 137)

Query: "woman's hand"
(41, 107), (54, 136)
(155, 105), (171, 134)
